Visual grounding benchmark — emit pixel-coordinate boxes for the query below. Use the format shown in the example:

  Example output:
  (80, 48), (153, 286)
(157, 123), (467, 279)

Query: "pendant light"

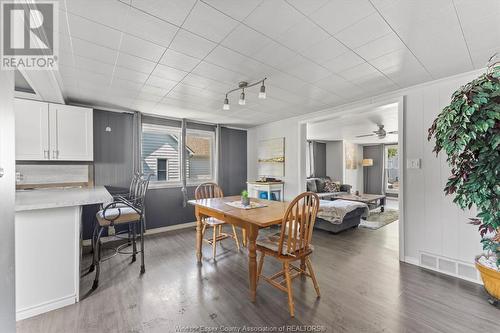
(223, 95), (230, 110)
(239, 89), (246, 105)
(259, 81), (266, 99)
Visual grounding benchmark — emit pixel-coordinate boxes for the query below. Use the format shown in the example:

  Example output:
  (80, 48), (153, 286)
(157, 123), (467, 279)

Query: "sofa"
(306, 177), (352, 200)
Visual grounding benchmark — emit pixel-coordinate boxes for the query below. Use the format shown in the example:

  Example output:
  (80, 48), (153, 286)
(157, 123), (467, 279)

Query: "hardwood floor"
(17, 222), (497, 333)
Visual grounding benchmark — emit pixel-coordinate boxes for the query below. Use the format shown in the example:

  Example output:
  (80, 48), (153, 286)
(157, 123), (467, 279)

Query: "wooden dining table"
(188, 196), (288, 301)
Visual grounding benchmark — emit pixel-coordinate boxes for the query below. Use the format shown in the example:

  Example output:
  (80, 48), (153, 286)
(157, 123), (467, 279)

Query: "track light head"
(259, 81), (266, 99)
(223, 96), (230, 110)
(239, 90), (246, 105)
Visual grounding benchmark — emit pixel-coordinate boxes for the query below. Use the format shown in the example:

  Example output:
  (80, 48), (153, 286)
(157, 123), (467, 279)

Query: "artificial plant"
(428, 61), (500, 267)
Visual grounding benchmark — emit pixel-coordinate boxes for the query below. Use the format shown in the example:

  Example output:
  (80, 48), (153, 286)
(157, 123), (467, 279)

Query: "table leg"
(195, 207), (203, 263)
(247, 224), (259, 302)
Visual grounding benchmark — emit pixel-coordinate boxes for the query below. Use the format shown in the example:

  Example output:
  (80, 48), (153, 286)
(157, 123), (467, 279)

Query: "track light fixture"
(222, 78), (267, 110)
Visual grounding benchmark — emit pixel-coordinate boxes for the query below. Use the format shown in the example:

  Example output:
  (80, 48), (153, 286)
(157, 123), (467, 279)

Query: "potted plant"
(241, 190), (250, 207)
(428, 55), (499, 304)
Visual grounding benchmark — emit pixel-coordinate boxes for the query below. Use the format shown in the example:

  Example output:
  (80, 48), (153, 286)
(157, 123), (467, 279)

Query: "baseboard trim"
(403, 256), (419, 266)
(17, 294), (76, 321)
(82, 221), (197, 247)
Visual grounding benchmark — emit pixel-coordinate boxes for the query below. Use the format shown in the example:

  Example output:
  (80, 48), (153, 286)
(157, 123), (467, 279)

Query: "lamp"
(362, 159), (373, 167)
(222, 78), (267, 110)
(239, 89), (246, 105)
(259, 81), (266, 99)
(223, 96), (230, 110)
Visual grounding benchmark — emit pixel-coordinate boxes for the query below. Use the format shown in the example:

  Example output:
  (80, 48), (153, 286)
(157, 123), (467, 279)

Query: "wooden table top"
(335, 193), (386, 202)
(188, 196), (288, 228)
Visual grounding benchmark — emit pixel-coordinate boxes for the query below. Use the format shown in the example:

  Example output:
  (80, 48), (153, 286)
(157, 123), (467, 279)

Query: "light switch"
(407, 158), (421, 169)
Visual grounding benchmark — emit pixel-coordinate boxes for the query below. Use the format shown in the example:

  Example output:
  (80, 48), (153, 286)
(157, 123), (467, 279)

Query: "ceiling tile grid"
(52, 0), (500, 127)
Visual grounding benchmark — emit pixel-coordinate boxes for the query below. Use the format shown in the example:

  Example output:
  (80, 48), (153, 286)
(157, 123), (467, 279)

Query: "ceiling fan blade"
(387, 131), (398, 134)
(356, 134), (376, 138)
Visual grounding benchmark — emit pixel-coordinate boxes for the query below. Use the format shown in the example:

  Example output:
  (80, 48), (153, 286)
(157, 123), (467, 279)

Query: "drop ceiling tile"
(244, 0), (303, 40)
(334, 13), (392, 49)
(354, 32), (406, 61)
(201, 0), (262, 21)
(459, 12), (500, 60)
(145, 76), (178, 91)
(266, 71), (309, 94)
(150, 64), (188, 82)
(119, 34), (166, 62)
(205, 46), (268, 78)
(67, 13), (122, 49)
(314, 73), (364, 97)
(71, 38), (118, 64)
(159, 49), (200, 72)
(285, 0), (330, 16)
(116, 53), (156, 73)
(169, 29), (217, 59)
(141, 84), (171, 97)
(123, 7), (178, 47)
(64, 0), (129, 31)
(111, 78), (145, 92)
(309, 0), (375, 35)
(75, 55), (115, 76)
(221, 25), (273, 57)
(113, 67), (149, 84)
(300, 37), (349, 64)
(286, 57), (332, 83)
(275, 18), (330, 53)
(183, 2), (239, 42)
(192, 61), (243, 84)
(323, 51), (365, 73)
(252, 41), (299, 69)
(470, 46), (500, 70)
(339, 62), (381, 82)
(130, 0), (197, 26)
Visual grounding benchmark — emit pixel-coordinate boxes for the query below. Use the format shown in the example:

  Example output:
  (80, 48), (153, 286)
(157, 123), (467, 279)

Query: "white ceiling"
(307, 103), (398, 144)
(51, 0), (500, 127)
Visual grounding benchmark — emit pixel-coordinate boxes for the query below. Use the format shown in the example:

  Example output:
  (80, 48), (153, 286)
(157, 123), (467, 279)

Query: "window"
(186, 130), (215, 184)
(157, 158), (168, 181)
(142, 122), (181, 183)
(385, 144), (399, 193)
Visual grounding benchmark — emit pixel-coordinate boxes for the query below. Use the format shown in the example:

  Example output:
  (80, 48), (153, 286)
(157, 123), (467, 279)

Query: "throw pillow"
(324, 180), (340, 193)
(306, 179), (318, 192)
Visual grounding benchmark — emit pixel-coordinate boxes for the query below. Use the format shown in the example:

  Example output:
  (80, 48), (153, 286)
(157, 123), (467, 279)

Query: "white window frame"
(141, 123), (182, 189)
(186, 128), (216, 186)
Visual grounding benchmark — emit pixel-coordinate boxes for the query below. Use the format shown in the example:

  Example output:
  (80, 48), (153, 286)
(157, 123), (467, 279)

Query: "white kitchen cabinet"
(49, 103), (93, 161)
(14, 99), (93, 161)
(14, 99), (50, 160)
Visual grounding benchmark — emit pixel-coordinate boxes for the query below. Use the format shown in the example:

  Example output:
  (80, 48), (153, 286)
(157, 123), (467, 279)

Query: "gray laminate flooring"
(17, 221), (498, 333)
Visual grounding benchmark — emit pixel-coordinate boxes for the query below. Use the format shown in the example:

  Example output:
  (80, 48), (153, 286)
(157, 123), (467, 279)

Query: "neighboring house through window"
(157, 158), (168, 181)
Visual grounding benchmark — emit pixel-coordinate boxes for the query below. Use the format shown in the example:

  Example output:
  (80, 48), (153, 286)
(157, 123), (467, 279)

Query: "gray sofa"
(314, 207), (366, 233)
(306, 177), (352, 200)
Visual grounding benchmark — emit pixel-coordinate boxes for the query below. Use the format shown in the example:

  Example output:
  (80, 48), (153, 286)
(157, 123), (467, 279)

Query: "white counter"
(15, 186), (113, 211)
(15, 186), (113, 320)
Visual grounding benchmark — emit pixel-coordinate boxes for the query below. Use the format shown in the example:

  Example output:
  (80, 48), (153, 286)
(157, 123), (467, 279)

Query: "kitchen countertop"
(15, 186), (113, 212)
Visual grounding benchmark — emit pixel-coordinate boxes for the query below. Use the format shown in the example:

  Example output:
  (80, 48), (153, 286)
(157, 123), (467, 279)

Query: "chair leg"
(201, 223), (207, 237)
(131, 222), (137, 263)
(283, 262), (295, 317)
(140, 217), (145, 274)
(241, 228), (247, 247)
(306, 258), (320, 297)
(257, 252), (265, 284)
(92, 227), (104, 290)
(88, 222), (98, 273)
(231, 225), (240, 251)
(212, 225), (217, 259)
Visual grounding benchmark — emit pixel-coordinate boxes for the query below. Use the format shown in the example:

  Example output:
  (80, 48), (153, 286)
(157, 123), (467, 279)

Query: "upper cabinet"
(15, 99), (93, 161)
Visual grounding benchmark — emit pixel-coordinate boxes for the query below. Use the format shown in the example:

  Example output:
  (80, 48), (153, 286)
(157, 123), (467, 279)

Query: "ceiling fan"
(356, 124), (397, 139)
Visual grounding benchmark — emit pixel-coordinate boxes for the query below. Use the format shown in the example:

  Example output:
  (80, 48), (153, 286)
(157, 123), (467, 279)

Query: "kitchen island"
(15, 186), (113, 320)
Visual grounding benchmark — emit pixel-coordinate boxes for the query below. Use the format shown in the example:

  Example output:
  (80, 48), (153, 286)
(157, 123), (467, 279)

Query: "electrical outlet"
(108, 226), (115, 236)
(407, 158), (421, 169)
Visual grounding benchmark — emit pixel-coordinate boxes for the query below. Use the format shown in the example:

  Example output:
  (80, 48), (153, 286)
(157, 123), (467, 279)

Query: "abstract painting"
(258, 137), (285, 177)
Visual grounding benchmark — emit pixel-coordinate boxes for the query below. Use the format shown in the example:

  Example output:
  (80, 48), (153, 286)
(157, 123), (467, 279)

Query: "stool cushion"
(96, 207), (140, 226)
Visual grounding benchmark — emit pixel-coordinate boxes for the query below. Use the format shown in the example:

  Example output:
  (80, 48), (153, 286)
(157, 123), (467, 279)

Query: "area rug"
(359, 209), (399, 230)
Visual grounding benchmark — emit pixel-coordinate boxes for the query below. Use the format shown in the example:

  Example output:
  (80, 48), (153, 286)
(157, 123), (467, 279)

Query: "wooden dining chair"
(256, 192), (321, 317)
(195, 182), (240, 259)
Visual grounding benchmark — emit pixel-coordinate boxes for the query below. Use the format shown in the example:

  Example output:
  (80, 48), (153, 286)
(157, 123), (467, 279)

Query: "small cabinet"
(14, 99), (93, 161)
(14, 99), (50, 160)
(49, 104), (93, 161)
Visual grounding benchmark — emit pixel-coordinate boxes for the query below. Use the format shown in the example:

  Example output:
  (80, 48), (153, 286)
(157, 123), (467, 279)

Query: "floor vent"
(419, 252), (480, 284)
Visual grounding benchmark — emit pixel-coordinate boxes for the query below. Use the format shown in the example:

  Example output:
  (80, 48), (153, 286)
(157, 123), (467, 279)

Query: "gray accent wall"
(219, 127), (247, 196)
(93, 110), (134, 188)
(363, 145), (384, 194)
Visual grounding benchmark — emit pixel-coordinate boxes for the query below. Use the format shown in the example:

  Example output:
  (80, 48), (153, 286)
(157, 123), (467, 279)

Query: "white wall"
(247, 69), (483, 275)
(325, 141), (343, 182)
(343, 142), (363, 193)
